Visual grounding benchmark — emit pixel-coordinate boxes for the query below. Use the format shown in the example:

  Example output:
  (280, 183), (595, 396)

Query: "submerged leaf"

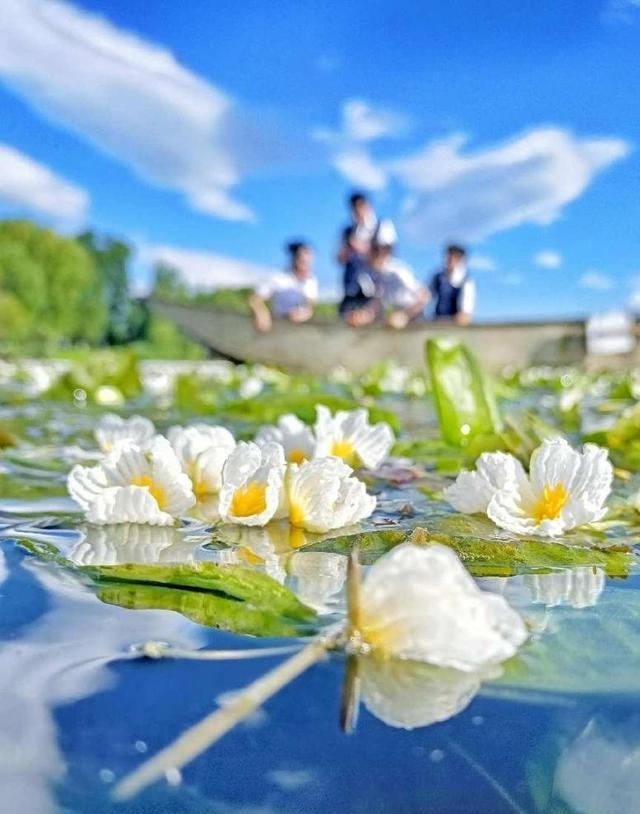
(490, 587), (640, 695)
(98, 582), (311, 637)
(407, 525), (633, 578)
(84, 561), (316, 623)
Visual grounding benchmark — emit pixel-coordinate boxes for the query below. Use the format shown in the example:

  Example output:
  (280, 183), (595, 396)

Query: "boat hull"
(151, 301), (637, 374)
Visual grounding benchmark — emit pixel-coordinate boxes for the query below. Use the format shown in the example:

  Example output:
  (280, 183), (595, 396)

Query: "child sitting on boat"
(369, 221), (429, 329)
(338, 220), (428, 329)
(249, 241), (318, 332)
(426, 244), (475, 326)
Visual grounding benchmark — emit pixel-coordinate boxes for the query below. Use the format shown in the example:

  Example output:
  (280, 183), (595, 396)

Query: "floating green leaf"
(425, 338), (502, 446)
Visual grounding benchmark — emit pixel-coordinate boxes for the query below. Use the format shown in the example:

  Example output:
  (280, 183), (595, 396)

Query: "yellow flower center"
(231, 481), (267, 517)
(289, 500), (305, 529)
(331, 439), (356, 465)
(287, 447), (307, 464)
(131, 475), (166, 509)
(193, 476), (215, 500)
(532, 482), (568, 522)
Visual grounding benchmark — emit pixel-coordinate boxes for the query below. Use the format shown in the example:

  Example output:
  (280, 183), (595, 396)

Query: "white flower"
(255, 414), (315, 464)
(67, 436), (196, 525)
(444, 437), (613, 537)
(350, 543), (528, 672)
(285, 457), (376, 532)
(443, 450), (528, 514)
(313, 405), (394, 469)
(94, 413), (156, 453)
(218, 442), (287, 526)
(168, 424), (236, 497)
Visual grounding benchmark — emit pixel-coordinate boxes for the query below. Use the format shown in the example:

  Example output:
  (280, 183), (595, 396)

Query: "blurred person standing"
(337, 191), (380, 319)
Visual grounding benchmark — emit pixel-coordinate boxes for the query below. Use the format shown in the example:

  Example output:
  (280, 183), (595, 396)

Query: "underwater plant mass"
(1, 346), (640, 814)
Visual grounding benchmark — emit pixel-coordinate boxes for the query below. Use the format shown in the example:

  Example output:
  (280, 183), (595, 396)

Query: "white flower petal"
(358, 543), (528, 671)
(85, 485), (175, 526)
(286, 457), (376, 532)
(313, 405), (394, 469)
(67, 436), (195, 525)
(529, 437), (580, 496)
(255, 414), (316, 463)
(94, 413), (155, 453)
(218, 442), (286, 526)
(444, 451), (527, 514)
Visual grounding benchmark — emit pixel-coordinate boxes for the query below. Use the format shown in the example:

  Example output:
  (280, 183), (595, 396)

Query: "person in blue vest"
(427, 244), (476, 326)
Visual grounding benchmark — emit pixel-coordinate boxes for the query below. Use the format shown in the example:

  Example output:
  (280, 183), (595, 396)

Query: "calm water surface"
(1, 377), (639, 814)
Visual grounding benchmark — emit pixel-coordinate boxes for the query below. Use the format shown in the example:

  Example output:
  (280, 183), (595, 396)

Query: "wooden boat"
(151, 299), (640, 374)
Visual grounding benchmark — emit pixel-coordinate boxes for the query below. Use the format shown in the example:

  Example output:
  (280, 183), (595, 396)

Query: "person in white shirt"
(249, 241), (318, 332)
(426, 244), (476, 326)
(370, 221), (429, 329)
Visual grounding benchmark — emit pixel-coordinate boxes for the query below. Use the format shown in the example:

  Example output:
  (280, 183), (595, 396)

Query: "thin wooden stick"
(113, 629), (341, 801)
(136, 641), (304, 661)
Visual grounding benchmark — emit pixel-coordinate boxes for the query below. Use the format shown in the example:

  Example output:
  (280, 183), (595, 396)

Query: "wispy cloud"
(390, 128), (630, 244)
(468, 253), (497, 272)
(501, 272), (524, 286)
(332, 149), (387, 191)
(313, 98), (407, 190)
(139, 243), (280, 292)
(0, 142), (88, 222)
(533, 250), (563, 269)
(0, 0), (279, 221)
(603, 0), (640, 23)
(579, 270), (614, 290)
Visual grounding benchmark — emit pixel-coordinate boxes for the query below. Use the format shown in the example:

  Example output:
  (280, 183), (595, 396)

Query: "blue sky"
(0, 0), (639, 319)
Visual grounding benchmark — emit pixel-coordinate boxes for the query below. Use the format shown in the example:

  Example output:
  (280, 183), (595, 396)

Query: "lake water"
(1, 359), (639, 814)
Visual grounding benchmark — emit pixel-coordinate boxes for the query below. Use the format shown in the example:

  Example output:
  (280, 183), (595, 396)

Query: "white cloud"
(139, 243), (280, 291)
(333, 149), (387, 191)
(534, 250), (563, 269)
(468, 253), (497, 272)
(0, 0), (268, 221)
(0, 142), (88, 222)
(390, 127), (630, 244)
(579, 270), (614, 290)
(501, 273), (524, 286)
(340, 100), (408, 143)
(313, 98), (407, 190)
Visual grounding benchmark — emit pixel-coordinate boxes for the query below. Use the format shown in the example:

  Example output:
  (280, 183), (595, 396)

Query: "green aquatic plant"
(426, 338), (503, 447)
(17, 539), (316, 636)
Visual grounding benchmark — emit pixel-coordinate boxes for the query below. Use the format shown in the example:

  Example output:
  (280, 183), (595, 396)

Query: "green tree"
(152, 262), (188, 301)
(0, 219), (107, 348)
(78, 230), (132, 343)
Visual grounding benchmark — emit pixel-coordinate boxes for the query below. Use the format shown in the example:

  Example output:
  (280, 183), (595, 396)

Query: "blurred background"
(0, 0), (639, 354)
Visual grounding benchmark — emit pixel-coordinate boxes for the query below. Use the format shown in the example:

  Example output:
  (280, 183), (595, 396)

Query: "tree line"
(0, 219), (202, 356)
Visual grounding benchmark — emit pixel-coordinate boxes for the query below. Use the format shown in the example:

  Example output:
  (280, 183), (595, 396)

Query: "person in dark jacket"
(427, 244), (476, 326)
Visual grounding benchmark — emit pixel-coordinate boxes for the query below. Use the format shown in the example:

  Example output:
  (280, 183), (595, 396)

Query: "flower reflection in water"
(344, 654), (496, 732)
(67, 523), (206, 566)
(554, 715), (640, 814)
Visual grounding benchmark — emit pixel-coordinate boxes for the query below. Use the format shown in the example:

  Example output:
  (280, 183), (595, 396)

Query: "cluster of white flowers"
(444, 437), (613, 537)
(67, 407), (389, 530)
